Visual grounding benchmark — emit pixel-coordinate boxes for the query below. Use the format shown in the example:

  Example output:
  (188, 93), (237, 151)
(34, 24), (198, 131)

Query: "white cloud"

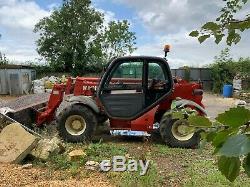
(133, 29), (250, 68)
(114, 0), (223, 33)
(0, 0), (51, 62)
(0, 0), (117, 63)
(0, 0), (50, 30)
(114, 0), (250, 67)
(0, 0), (16, 6)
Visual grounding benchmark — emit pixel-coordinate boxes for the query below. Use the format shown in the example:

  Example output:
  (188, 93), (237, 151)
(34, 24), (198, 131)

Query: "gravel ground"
(0, 164), (113, 187)
(0, 93), (49, 111)
(202, 93), (239, 119)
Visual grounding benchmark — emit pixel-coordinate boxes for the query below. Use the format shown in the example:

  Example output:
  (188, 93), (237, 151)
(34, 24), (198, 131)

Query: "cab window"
(105, 61), (143, 91)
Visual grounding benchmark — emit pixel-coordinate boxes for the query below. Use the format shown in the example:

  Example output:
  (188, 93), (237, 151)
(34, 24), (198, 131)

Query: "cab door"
(97, 57), (173, 120)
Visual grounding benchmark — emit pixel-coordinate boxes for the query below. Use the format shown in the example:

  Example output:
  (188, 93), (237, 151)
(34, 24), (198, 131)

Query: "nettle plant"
(170, 102), (250, 182)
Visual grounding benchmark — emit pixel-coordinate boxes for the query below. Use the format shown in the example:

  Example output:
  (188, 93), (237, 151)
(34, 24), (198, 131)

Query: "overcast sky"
(0, 0), (249, 68)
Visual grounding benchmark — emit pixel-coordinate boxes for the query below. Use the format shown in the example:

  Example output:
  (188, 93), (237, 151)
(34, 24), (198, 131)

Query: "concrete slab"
(0, 123), (39, 164)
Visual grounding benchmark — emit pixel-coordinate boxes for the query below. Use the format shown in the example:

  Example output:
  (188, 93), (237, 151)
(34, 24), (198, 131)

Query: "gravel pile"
(0, 93), (50, 111)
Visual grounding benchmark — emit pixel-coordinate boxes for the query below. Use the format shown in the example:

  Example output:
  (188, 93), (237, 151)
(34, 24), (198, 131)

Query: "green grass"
(104, 160), (163, 187)
(86, 142), (127, 162)
(152, 144), (187, 156)
(31, 142), (250, 186)
(183, 160), (250, 187)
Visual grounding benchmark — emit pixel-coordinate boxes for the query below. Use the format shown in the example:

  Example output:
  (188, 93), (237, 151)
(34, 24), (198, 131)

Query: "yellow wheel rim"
(65, 115), (86, 136)
(171, 119), (195, 141)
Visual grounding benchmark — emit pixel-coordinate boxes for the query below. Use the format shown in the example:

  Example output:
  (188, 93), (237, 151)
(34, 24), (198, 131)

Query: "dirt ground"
(0, 93), (249, 187)
(0, 164), (113, 187)
(202, 92), (237, 119)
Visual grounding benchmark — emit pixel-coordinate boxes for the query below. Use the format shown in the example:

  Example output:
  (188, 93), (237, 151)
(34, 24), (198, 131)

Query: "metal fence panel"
(171, 68), (212, 90)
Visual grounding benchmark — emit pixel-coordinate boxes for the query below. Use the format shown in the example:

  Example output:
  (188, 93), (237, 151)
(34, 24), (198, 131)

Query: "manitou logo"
(100, 156), (150, 176)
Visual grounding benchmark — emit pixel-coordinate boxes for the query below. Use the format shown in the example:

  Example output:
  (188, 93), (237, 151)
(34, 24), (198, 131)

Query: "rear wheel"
(57, 104), (97, 143)
(160, 114), (200, 148)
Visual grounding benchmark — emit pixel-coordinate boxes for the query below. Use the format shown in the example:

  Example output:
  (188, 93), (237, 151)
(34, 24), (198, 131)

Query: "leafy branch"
(190, 0), (250, 45)
(188, 107), (250, 182)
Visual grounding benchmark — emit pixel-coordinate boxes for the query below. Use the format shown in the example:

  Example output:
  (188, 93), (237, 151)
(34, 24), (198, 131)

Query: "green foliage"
(218, 156), (241, 182)
(102, 20), (137, 61)
(0, 52), (8, 65)
(219, 134), (250, 156)
(34, 0), (136, 75)
(190, 0), (250, 46)
(183, 66), (191, 82)
(0, 35), (8, 65)
(188, 106), (250, 182)
(172, 111), (185, 120)
(188, 115), (212, 128)
(34, 0), (103, 73)
(216, 107), (250, 128)
(210, 48), (250, 93)
(211, 129), (232, 148)
(243, 154), (250, 177)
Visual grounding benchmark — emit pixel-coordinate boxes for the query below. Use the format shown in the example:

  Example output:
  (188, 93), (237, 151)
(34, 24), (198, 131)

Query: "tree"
(102, 20), (136, 62)
(190, 0), (250, 45)
(0, 52), (8, 65)
(210, 48), (235, 93)
(34, 0), (103, 73)
(34, 0), (136, 74)
(83, 20), (137, 75)
(210, 48), (250, 93)
(0, 34), (8, 65)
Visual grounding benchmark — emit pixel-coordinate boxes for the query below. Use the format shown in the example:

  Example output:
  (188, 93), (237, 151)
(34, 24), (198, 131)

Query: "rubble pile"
(239, 92), (250, 103)
(33, 75), (68, 94)
(31, 137), (65, 160)
(0, 123), (65, 164)
(234, 91), (250, 104)
(233, 74), (250, 103)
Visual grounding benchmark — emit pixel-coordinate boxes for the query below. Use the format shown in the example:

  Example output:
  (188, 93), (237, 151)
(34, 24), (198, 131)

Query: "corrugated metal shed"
(0, 65), (36, 95)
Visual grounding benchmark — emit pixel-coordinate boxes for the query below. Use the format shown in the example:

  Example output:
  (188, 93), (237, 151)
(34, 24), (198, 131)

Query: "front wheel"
(160, 114), (200, 149)
(56, 104), (97, 143)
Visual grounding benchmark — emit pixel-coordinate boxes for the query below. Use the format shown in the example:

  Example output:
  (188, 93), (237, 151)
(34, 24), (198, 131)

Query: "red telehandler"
(4, 46), (206, 148)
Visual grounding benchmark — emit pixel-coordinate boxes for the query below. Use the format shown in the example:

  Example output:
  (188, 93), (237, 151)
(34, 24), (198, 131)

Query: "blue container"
(223, 84), (233, 97)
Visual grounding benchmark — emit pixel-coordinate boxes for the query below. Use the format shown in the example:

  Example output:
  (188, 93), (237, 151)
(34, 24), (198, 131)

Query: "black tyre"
(57, 104), (97, 143)
(160, 114), (200, 149)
